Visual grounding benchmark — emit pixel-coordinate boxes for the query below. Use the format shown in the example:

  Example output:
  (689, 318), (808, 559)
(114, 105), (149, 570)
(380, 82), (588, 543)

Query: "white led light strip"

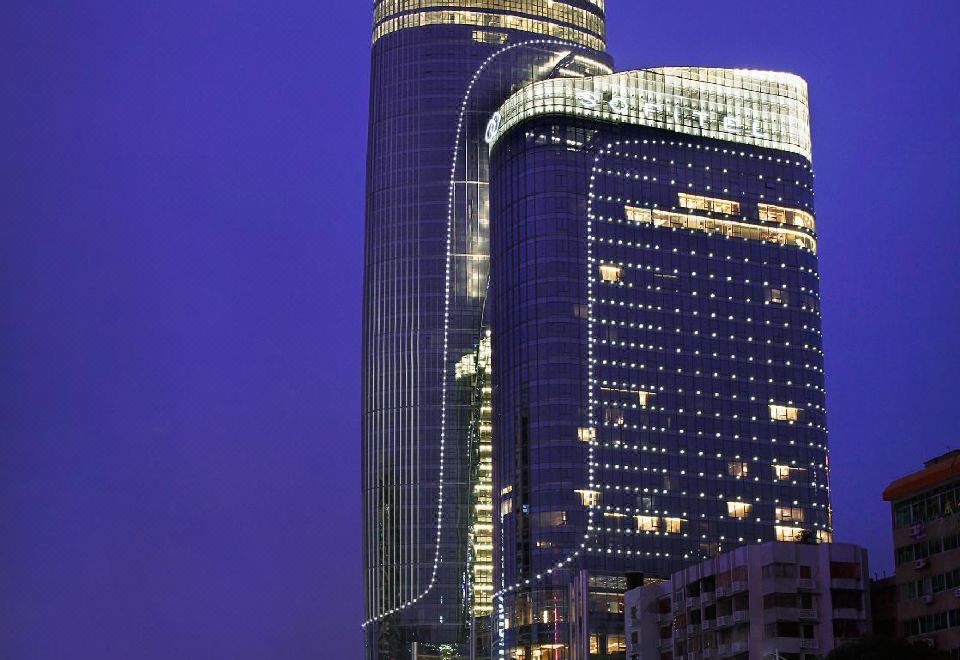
(362, 37), (604, 630)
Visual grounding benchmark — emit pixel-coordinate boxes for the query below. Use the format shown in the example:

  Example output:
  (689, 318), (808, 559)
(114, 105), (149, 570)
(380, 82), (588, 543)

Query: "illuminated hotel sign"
(486, 67), (813, 161)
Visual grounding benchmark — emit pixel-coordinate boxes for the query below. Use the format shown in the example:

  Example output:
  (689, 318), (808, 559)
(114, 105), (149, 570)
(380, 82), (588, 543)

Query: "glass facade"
(362, 2), (609, 658)
(373, 1), (606, 52)
(486, 68), (812, 161)
(488, 69), (831, 659)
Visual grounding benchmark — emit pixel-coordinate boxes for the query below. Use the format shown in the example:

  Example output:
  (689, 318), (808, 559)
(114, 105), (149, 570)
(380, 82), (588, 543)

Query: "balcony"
(733, 610), (749, 624)
(764, 607), (799, 624)
(800, 639), (820, 650)
(833, 607), (863, 620)
(767, 638), (801, 654)
(716, 615), (734, 629)
(717, 641), (749, 657)
(830, 577), (861, 590)
(729, 641), (749, 655)
(730, 580), (748, 594)
(797, 578), (816, 591)
(701, 619), (715, 631)
(687, 596), (701, 609)
(687, 623), (701, 636)
(762, 577), (800, 594)
(759, 605), (818, 621)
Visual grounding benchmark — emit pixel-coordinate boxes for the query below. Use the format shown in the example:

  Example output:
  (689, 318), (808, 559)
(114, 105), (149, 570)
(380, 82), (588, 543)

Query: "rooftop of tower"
(485, 66), (813, 161)
(371, 0), (606, 52)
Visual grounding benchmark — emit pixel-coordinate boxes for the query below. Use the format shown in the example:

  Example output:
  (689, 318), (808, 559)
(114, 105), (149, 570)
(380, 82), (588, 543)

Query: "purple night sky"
(3, 2), (959, 658)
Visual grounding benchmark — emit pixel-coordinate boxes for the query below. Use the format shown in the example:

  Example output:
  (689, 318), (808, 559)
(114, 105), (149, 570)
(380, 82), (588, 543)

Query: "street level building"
(624, 541), (870, 660)
(883, 450), (960, 654)
(488, 68), (832, 659)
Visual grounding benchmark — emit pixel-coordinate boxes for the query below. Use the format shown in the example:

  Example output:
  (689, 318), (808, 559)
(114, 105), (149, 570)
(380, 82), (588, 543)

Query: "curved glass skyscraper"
(362, 3), (610, 657)
(487, 68), (831, 658)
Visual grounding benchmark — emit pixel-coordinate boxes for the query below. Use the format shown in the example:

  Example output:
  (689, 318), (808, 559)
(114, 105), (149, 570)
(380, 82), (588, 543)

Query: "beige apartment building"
(624, 541), (870, 660)
(884, 450), (960, 656)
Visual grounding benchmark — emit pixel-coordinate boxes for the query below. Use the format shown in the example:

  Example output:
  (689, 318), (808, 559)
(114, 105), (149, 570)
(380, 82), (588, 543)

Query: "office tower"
(625, 541), (870, 659)
(362, 2), (610, 657)
(883, 450), (960, 651)
(487, 68), (832, 658)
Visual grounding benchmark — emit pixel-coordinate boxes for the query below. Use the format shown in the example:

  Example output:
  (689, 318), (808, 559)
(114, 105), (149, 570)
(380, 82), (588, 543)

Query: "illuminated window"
(575, 489), (601, 507)
(636, 515), (660, 531)
(775, 525), (804, 542)
(589, 635), (600, 654)
(535, 511), (567, 527)
(758, 202), (816, 232)
(679, 192), (741, 215)
(600, 386), (653, 406)
(625, 205), (653, 223)
(645, 207), (816, 252)
(604, 407), (624, 425)
(500, 498), (512, 520)
(817, 530), (834, 543)
(774, 465), (793, 481)
(373, 8), (605, 52)
(727, 502), (752, 519)
(777, 506), (805, 522)
(607, 634), (626, 652)
(766, 288), (788, 304)
(664, 517), (684, 534)
(769, 404), (801, 421)
(577, 426), (596, 443)
(471, 29), (507, 44)
(728, 461), (749, 478)
(599, 263), (622, 282)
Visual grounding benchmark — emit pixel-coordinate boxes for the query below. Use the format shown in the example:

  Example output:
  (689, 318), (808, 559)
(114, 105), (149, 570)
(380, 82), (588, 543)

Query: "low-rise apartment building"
(624, 541), (870, 660)
(883, 450), (960, 655)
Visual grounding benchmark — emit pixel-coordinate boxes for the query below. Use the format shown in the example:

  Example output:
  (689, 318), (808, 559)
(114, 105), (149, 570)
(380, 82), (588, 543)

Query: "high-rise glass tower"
(362, 3), (610, 658)
(486, 68), (832, 659)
